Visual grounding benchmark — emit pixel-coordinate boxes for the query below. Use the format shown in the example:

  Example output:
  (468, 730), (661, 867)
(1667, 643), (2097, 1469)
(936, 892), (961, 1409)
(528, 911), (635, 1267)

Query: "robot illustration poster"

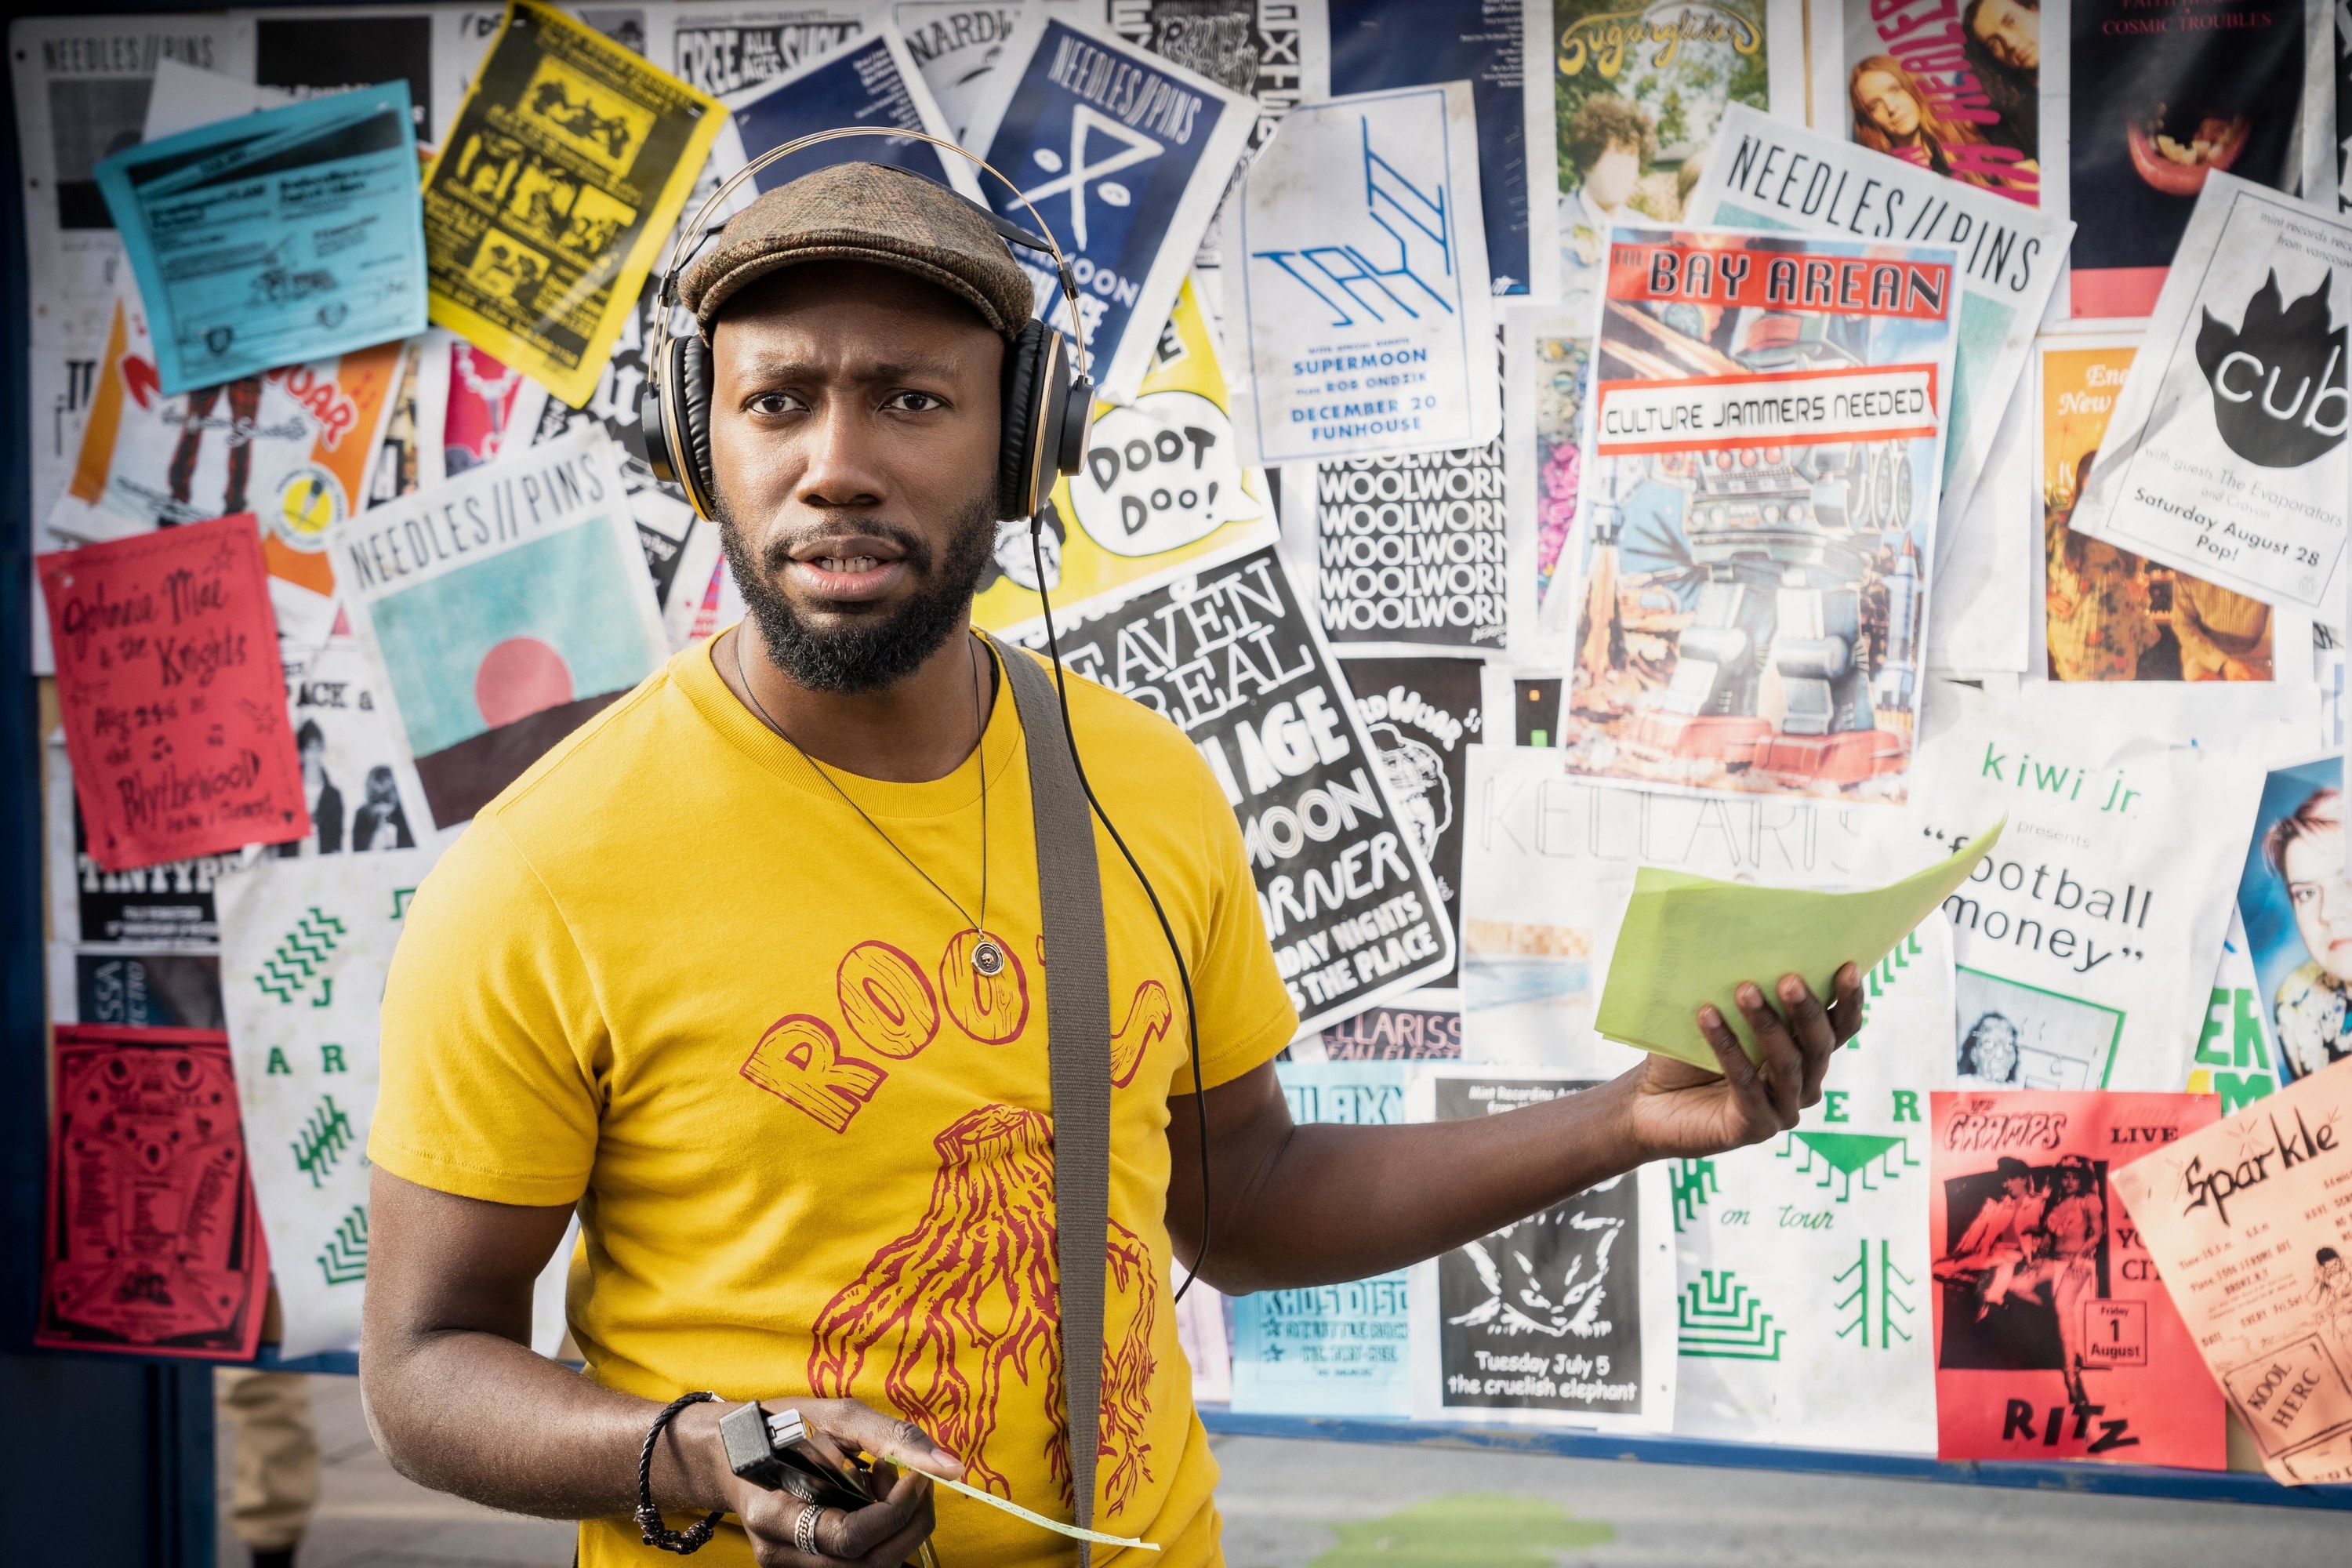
(1560, 226), (1958, 804)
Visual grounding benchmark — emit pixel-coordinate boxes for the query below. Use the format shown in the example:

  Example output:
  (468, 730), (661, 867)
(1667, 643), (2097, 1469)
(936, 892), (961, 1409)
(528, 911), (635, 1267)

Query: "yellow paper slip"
(933, 1474), (1160, 1552)
(1595, 818), (2005, 1070)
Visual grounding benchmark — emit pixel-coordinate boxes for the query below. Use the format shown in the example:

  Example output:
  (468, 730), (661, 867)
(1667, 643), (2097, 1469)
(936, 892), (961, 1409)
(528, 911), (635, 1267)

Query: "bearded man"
(360, 163), (1862, 1568)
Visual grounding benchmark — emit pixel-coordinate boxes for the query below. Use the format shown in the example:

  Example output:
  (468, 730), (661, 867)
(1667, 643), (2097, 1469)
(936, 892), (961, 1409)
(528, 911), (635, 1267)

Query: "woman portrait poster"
(2236, 759), (2352, 1083)
(1848, 53), (2036, 202)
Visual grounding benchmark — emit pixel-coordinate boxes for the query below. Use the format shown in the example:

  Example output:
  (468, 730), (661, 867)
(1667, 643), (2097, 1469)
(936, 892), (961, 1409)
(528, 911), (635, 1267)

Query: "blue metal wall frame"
(2, 4), (2350, 1555)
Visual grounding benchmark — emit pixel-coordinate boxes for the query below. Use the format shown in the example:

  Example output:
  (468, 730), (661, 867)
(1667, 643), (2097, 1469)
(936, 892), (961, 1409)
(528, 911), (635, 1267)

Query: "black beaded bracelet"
(637, 1391), (726, 1555)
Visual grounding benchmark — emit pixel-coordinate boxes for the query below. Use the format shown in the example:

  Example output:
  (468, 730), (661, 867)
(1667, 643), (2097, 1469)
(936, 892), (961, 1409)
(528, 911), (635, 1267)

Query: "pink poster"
(1930, 1090), (2224, 1468)
(40, 512), (310, 870)
(38, 1025), (270, 1360)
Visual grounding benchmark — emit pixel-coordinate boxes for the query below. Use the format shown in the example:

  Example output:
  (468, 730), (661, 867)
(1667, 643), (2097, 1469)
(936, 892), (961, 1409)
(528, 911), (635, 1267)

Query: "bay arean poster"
(1016, 546), (1454, 1033)
(327, 428), (669, 833)
(1559, 227), (1958, 804)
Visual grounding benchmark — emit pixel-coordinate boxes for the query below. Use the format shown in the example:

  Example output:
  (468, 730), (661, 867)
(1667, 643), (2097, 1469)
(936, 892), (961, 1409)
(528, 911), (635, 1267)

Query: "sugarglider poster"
(1931, 1090), (2224, 1468)
(1559, 228), (1958, 804)
(1411, 1070), (1677, 1429)
(1016, 546), (1455, 1033)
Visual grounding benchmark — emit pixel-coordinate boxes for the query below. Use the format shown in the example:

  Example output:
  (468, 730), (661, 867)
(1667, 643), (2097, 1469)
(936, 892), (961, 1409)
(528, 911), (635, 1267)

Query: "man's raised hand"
(1621, 964), (1865, 1160)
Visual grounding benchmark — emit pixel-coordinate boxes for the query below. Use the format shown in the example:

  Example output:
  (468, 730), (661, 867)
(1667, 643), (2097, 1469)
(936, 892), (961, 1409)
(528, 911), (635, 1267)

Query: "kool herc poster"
(1930, 1090), (2224, 1468)
(2114, 1058), (2352, 1486)
(2067, 0), (2305, 320)
(1558, 228), (1958, 802)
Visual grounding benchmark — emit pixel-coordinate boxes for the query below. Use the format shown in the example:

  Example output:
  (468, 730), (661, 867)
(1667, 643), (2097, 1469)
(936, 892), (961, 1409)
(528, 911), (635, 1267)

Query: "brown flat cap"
(680, 162), (1035, 340)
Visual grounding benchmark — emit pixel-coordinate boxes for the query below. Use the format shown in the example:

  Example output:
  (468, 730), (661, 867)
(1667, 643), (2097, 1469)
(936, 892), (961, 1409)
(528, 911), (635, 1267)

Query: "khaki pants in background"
(216, 1369), (321, 1552)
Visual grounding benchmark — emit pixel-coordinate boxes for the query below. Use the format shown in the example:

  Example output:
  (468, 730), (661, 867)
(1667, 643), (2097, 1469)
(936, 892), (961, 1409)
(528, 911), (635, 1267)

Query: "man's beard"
(717, 489), (998, 694)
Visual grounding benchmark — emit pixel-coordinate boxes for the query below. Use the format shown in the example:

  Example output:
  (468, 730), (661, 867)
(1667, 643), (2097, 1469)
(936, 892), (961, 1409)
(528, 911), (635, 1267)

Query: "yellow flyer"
(422, 1), (720, 407)
(973, 280), (1279, 639)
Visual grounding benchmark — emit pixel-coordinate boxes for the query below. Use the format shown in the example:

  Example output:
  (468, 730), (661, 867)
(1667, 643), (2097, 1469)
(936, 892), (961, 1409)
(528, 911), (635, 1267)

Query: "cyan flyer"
(96, 83), (425, 394)
(1231, 1062), (1414, 1415)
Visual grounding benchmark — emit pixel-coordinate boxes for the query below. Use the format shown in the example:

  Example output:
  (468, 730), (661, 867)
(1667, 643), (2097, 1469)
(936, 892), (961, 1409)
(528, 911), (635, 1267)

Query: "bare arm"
(360, 1167), (956, 1566)
(1167, 968), (1862, 1295)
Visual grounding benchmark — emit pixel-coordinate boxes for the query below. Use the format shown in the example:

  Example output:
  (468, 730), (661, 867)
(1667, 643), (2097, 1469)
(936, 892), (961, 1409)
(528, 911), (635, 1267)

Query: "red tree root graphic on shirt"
(1112, 980), (1171, 1087)
(807, 1104), (1157, 1515)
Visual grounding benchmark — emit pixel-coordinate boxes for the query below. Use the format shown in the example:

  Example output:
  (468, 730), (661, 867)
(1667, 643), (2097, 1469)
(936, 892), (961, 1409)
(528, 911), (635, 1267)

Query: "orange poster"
(2039, 341), (2281, 683)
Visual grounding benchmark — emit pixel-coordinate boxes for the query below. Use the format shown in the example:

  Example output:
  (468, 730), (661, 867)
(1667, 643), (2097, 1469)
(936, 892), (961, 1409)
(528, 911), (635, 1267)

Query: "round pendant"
(971, 938), (1006, 977)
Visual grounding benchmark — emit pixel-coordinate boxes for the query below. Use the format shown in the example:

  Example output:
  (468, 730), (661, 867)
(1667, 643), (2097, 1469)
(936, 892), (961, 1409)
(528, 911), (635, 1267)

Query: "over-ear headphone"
(640, 128), (1094, 523)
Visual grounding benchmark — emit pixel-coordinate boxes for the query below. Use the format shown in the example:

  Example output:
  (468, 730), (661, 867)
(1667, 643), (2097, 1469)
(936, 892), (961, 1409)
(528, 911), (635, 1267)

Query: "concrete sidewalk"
(223, 1377), (2350, 1568)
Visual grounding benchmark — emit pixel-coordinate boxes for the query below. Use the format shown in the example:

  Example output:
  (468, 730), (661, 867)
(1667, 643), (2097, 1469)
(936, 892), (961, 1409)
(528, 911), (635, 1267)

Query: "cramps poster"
(1015, 545), (1454, 1033)
(423, 1), (720, 407)
(37, 1024), (269, 1359)
(1410, 1069), (1676, 1429)
(1932, 1090), (2224, 1468)
(1559, 227), (1958, 803)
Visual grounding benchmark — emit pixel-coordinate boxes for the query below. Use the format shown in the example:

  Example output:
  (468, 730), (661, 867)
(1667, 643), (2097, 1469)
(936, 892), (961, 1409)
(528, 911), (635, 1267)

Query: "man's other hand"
(686, 1396), (958, 1568)
(1624, 964), (1864, 1160)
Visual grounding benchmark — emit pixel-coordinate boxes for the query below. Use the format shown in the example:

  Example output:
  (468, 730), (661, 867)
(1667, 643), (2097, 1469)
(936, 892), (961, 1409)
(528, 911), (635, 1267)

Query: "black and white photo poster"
(1018, 545), (1454, 1031)
(1410, 1069), (1675, 1430)
(1338, 655), (1483, 992)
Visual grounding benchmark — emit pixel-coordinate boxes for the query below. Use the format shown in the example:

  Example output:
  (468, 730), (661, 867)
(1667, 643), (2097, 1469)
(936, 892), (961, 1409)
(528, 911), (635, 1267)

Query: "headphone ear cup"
(670, 334), (719, 521)
(997, 321), (1051, 521)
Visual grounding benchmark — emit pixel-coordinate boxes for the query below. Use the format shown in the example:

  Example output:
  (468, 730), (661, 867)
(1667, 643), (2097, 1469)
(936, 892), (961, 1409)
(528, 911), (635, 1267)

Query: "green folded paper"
(1595, 818), (2005, 1069)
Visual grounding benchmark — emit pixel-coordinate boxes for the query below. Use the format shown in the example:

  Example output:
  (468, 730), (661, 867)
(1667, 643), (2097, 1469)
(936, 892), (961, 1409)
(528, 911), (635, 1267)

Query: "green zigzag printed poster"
(1671, 910), (1955, 1453)
(216, 848), (438, 1359)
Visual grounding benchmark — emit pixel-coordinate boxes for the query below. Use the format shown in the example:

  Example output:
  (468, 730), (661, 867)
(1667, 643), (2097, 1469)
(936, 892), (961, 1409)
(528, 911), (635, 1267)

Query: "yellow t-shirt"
(369, 633), (1296, 1568)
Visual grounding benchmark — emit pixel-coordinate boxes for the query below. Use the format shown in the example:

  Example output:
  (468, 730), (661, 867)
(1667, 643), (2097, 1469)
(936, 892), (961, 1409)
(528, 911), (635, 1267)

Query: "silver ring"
(794, 1500), (825, 1555)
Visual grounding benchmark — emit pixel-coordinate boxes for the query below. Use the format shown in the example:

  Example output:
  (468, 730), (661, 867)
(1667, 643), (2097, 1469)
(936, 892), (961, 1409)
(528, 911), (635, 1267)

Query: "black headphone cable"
(1028, 522), (1214, 1304)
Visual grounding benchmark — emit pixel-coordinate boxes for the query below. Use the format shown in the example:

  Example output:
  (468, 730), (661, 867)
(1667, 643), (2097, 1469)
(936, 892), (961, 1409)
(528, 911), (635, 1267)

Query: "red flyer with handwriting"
(37, 1024), (269, 1360)
(1930, 1091), (2223, 1467)
(38, 513), (310, 870)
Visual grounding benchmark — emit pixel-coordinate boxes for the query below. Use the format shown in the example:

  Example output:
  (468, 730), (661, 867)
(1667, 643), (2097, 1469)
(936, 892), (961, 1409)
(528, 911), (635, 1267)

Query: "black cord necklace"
(734, 627), (1005, 978)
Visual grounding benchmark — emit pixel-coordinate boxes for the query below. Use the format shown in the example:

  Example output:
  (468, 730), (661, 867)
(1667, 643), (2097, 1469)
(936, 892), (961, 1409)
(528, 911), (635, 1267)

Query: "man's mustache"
(759, 522), (934, 576)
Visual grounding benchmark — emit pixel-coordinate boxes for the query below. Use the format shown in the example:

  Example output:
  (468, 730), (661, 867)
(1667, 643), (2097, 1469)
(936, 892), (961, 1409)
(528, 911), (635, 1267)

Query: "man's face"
(706, 260), (1005, 692)
(2321, 1256), (2349, 1291)
(2002, 1174), (2031, 1200)
(2283, 825), (2352, 983)
(1584, 144), (1642, 212)
(1971, 0), (2039, 71)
